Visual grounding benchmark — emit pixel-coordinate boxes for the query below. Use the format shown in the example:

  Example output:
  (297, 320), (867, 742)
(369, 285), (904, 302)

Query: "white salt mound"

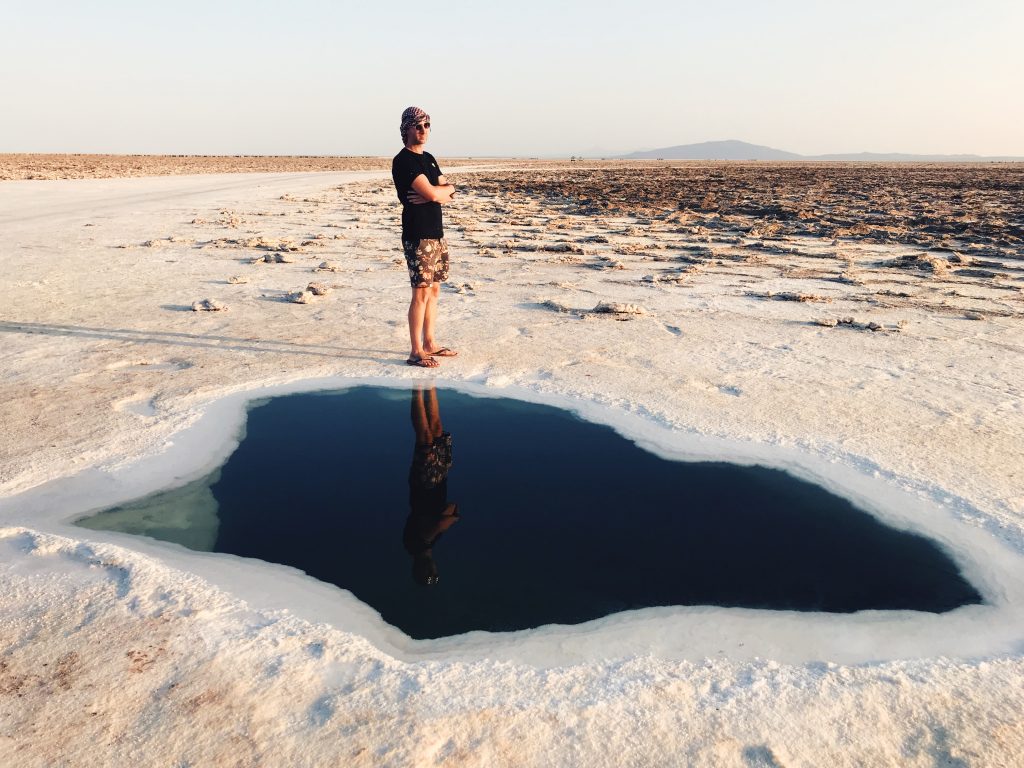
(592, 301), (646, 315)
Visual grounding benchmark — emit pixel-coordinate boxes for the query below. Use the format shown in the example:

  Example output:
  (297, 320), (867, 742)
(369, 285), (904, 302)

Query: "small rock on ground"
(191, 298), (228, 312)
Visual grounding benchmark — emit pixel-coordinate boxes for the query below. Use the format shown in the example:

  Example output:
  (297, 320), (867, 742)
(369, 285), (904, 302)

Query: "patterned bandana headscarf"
(400, 106), (430, 144)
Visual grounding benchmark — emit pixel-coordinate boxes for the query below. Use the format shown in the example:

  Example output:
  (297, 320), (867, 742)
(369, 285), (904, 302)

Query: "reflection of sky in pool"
(78, 386), (982, 640)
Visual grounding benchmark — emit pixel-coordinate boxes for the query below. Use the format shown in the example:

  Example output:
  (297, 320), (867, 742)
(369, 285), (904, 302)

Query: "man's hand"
(407, 178), (456, 205)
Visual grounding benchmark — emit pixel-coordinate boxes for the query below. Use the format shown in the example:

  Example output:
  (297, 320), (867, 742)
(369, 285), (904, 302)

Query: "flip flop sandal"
(427, 347), (458, 357)
(406, 355), (439, 368)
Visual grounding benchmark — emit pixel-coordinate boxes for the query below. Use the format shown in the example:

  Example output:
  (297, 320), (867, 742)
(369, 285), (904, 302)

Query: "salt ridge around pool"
(73, 385), (986, 635)
(6, 375), (1024, 667)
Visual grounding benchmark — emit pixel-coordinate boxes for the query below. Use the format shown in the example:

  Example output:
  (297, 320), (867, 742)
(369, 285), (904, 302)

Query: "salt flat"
(1, 164), (1022, 766)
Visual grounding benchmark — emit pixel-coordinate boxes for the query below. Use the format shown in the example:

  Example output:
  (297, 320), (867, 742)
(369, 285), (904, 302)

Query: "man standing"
(392, 106), (458, 367)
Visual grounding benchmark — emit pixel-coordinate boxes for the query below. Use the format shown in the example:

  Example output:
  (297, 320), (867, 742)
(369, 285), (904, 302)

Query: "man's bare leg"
(422, 282), (457, 356)
(408, 286), (438, 366)
(422, 282), (440, 352)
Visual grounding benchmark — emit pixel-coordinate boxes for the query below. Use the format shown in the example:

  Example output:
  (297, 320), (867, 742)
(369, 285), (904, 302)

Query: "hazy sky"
(3, 0), (1022, 156)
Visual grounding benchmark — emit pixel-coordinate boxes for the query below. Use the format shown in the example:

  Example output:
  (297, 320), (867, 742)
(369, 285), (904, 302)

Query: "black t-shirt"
(392, 148), (444, 241)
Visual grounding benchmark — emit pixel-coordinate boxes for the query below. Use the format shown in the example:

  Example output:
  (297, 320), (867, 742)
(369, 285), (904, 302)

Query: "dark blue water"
(78, 386), (982, 639)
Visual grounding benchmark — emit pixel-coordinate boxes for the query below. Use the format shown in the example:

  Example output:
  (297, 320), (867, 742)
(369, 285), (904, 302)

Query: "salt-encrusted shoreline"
(1, 167), (1022, 766)
(6, 373), (1024, 667)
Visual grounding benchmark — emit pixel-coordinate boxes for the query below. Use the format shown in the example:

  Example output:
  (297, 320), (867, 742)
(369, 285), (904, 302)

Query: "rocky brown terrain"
(464, 162), (1024, 254)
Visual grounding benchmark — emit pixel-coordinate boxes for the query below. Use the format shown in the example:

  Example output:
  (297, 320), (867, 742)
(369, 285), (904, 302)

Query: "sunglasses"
(414, 122), (431, 130)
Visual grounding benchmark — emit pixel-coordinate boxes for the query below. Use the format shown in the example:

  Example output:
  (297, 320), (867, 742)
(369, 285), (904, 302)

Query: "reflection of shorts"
(410, 432), (453, 490)
(403, 238), (450, 287)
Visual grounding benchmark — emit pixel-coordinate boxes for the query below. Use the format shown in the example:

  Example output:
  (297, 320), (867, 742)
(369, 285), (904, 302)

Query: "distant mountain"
(624, 140), (801, 160)
(620, 140), (1024, 162)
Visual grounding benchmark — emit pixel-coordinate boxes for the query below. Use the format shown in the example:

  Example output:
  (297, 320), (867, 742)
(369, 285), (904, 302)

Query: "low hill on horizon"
(625, 140), (801, 161)
(621, 139), (1024, 162)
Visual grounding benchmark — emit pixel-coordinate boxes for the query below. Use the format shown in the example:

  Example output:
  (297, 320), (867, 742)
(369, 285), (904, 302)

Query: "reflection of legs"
(411, 387), (430, 444)
(411, 386), (442, 443)
(424, 386), (442, 436)
(408, 285), (438, 366)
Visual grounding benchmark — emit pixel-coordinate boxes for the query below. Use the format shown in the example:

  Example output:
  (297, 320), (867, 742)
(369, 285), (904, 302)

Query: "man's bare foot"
(407, 354), (439, 368)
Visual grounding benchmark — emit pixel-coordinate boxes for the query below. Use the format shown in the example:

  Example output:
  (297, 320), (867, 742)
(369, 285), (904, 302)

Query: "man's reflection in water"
(404, 387), (459, 586)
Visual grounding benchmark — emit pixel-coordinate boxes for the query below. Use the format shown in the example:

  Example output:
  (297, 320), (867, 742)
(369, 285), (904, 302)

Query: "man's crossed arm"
(407, 173), (456, 205)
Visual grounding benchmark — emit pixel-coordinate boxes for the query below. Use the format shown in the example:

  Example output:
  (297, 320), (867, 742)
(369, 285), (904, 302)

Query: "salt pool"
(77, 386), (982, 639)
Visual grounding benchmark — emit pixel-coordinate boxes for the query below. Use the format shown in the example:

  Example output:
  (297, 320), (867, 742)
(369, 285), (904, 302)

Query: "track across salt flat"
(0, 171), (387, 225)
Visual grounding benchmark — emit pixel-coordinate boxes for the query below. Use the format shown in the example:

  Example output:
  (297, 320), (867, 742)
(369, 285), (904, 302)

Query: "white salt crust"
(1, 171), (1022, 766)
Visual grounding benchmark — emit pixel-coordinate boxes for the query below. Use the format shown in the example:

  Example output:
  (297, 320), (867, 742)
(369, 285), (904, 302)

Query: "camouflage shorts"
(403, 238), (450, 287)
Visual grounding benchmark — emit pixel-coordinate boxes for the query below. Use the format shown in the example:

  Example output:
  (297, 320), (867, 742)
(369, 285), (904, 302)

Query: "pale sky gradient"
(3, 0), (1022, 157)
